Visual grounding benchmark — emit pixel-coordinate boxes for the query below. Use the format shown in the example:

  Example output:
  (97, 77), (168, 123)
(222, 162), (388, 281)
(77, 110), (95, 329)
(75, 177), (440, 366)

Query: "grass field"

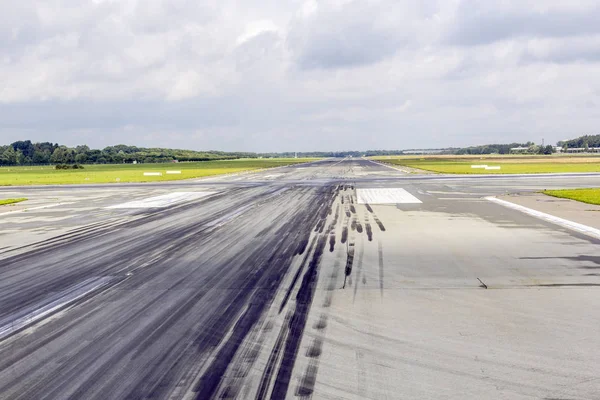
(544, 188), (600, 206)
(0, 159), (318, 186)
(371, 155), (600, 174)
(0, 198), (27, 206)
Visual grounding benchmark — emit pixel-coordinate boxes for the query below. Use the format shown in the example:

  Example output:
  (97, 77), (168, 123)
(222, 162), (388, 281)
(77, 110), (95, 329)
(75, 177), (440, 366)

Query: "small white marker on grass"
(485, 166), (501, 170)
(471, 165), (488, 169)
(166, 171), (182, 174)
(143, 172), (162, 176)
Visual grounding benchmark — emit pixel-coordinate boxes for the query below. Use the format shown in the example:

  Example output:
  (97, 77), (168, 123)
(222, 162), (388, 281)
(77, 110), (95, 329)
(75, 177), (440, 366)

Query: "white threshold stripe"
(0, 276), (114, 340)
(486, 196), (600, 240)
(357, 188), (422, 204)
(107, 192), (216, 209)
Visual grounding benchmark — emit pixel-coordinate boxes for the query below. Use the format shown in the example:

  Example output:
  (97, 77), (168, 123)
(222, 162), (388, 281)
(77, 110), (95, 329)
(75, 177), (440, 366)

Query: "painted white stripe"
(485, 166), (501, 170)
(107, 192), (216, 209)
(357, 188), (422, 204)
(0, 276), (114, 340)
(365, 159), (408, 172)
(486, 196), (600, 240)
(166, 170), (181, 174)
(471, 165), (487, 168)
(143, 172), (162, 176)
(0, 203), (73, 217)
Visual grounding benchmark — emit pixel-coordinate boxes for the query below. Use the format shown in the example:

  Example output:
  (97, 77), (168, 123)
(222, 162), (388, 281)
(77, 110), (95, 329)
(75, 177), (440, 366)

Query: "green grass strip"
(544, 188), (600, 206)
(0, 158), (319, 186)
(370, 157), (600, 174)
(0, 198), (27, 206)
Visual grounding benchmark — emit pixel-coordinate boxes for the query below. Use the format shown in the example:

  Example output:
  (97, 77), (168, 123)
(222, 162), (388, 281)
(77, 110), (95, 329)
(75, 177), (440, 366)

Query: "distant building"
(402, 149), (444, 155)
(510, 147), (529, 154)
(566, 147), (600, 153)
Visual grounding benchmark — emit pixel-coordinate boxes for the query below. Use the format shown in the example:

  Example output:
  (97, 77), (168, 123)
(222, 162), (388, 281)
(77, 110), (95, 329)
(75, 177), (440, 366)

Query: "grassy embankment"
(0, 158), (319, 186)
(371, 155), (600, 174)
(0, 198), (27, 206)
(543, 189), (600, 206)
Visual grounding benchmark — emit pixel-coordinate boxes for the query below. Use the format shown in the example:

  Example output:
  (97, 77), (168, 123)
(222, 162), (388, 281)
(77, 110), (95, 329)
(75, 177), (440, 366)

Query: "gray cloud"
(0, 0), (599, 151)
(448, 2), (600, 46)
(287, 2), (404, 69)
(521, 37), (600, 64)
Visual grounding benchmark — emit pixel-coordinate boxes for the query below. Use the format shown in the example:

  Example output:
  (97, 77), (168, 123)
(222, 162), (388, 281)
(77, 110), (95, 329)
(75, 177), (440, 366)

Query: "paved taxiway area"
(0, 159), (599, 399)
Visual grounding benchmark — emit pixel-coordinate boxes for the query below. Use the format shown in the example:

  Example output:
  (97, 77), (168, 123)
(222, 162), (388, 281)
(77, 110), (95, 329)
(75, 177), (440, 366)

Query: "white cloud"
(236, 20), (279, 45)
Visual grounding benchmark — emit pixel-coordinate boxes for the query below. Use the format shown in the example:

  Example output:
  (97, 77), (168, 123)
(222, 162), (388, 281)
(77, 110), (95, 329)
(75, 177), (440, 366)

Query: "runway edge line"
(486, 196), (600, 240)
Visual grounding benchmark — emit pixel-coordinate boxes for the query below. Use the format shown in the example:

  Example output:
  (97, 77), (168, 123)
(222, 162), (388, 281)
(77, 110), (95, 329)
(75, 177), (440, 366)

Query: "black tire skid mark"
(11, 187), (333, 400)
(192, 188), (338, 400)
(268, 234), (328, 400)
(0, 188), (270, 322)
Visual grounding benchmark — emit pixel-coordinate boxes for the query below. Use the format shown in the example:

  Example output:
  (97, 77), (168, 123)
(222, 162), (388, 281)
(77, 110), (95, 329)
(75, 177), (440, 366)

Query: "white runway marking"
(486, 196), (600, 240)
(107, 192), (216, 209)
(356, 188), (422, 204)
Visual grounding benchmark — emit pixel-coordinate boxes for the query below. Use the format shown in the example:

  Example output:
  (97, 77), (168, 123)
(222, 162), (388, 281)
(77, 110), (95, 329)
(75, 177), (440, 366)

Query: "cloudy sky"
(1, 0), (599, 151)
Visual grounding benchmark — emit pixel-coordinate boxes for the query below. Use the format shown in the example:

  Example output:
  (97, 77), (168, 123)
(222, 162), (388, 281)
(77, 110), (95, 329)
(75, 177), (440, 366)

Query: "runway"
(0, 159), (599, 399)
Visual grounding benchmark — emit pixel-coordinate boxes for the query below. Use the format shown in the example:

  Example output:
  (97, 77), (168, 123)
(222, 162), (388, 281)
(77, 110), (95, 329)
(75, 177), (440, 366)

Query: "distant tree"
(75, 153), (88, 164)
(11, 140), (35, 158)
(1, 146), (17, 164)
(15, 149), (25, 165)
(50, 147), (70, 164)
(75, 145), (90, 154)
(543, 145), (554, 155)
(32, 150), (51, 164)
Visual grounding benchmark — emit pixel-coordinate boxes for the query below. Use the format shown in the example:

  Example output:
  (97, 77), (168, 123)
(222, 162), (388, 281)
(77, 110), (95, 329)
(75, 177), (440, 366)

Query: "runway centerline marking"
(356, 188), (422, 204)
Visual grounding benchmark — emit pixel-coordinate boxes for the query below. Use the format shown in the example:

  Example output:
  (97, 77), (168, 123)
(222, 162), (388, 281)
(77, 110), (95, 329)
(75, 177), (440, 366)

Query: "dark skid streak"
(0, 181), (339, 400)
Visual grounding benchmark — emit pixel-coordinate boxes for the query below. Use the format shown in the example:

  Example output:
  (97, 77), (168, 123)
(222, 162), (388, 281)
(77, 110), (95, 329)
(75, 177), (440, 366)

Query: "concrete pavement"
(0, 159), (599, 399)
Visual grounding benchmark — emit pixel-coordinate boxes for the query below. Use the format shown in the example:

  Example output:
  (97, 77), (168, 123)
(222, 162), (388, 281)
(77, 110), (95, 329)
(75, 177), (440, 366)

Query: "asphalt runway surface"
(0, 159), (599, 399)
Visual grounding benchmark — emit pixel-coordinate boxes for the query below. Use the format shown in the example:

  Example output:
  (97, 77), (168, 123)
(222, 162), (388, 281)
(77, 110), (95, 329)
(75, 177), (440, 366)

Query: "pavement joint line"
(486, 196), (600, 240)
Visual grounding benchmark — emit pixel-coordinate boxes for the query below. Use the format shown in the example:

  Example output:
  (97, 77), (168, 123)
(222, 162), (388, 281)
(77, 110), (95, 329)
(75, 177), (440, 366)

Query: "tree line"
(0, 142), (405, 165)
(0, 141), (259, 166)
(558, 134), (600, 150)
(2, 135), (590, 166)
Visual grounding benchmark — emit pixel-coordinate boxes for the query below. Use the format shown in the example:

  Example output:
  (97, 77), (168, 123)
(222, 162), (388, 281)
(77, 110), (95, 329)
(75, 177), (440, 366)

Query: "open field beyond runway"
(372, 154), (600, 174)
(1, 159), (600, 400)
(0, 158), (319, 186)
